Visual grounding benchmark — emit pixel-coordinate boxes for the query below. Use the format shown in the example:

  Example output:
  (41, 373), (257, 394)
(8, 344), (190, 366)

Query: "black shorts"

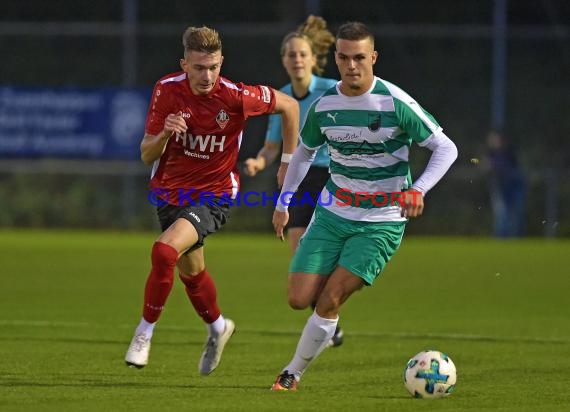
(156, 199), (230, 252)
(288, 166), (330, 229)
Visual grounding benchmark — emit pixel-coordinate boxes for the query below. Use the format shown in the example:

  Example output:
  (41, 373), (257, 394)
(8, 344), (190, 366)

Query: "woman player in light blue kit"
(244, 15), (343, 347)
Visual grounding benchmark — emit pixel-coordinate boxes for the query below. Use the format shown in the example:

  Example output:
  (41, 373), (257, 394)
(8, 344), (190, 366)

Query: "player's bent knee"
(287, 294), (312, 310)
(316, 291), (342, 314)
(151, 241), (178, 267)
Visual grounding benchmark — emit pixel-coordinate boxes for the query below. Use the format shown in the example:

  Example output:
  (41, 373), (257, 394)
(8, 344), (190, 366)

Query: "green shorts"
(289, 206), (405, 285)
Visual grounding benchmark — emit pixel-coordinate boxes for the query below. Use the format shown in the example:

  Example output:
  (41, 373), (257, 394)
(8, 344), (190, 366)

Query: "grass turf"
(0, 230), (569, 411)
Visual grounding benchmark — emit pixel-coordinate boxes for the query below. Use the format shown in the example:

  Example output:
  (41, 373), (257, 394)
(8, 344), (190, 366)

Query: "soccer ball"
(404, 350), (457, 398)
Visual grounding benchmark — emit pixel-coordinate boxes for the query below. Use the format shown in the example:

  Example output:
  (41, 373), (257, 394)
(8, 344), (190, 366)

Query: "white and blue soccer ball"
(404, 350), (457, 398)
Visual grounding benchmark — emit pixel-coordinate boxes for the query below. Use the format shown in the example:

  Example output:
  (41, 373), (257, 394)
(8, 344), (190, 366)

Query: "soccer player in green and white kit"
(243, 15), (344, 348)
(270, 22), (458, 391)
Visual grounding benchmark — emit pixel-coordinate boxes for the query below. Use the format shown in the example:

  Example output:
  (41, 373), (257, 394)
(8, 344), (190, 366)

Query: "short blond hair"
(182, 26), (222, 55)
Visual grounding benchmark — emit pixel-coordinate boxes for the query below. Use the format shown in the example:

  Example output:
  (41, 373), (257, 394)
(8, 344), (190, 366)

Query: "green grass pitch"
(0, 230), (569, 411)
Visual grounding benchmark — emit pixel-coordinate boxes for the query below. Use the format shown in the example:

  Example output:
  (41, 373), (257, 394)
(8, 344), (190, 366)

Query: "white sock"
(135, 318), (156, 338)
(283, 311), (338, 380)
(208, 314), (226, 337)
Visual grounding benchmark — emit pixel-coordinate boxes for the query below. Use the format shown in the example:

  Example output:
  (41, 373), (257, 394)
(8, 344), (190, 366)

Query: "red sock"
(179, 269), (221, 324)
(142, 242), (178, 323)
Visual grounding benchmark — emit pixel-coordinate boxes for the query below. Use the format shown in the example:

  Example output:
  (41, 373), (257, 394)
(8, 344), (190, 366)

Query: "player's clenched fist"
(163, 111), (188, 136)
(243, 158), (263, 177)
(400, 189), (424, 218)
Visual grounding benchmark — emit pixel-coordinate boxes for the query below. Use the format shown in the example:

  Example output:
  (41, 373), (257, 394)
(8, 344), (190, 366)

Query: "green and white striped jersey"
(300, 76), (442, 223)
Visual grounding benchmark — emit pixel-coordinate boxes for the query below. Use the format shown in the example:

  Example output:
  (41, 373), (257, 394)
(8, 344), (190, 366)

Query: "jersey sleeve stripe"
(160, 73), (187, 84)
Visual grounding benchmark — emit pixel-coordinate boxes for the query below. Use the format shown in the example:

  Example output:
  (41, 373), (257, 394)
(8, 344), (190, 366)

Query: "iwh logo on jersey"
(176, 133), (226, 153)
(368, 113), (381, 132)
(216, 109), (230, 129)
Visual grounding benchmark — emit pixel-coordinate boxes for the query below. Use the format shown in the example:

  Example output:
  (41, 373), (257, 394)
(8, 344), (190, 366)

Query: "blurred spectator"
(484, 130), (526, 237)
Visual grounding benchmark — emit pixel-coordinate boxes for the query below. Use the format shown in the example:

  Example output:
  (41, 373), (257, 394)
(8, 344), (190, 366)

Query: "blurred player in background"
(484, 130), (526, 237)
(125, 25), (299, 374)
(270, 21), (458, 391)
(243, 15), (344, 348)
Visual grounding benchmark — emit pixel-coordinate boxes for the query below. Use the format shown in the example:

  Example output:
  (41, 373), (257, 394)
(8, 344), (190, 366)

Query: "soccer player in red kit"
(125, 26), (299, 374)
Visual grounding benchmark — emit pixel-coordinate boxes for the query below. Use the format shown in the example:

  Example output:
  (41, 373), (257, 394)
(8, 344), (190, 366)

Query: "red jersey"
(145, 71), (277, 205)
